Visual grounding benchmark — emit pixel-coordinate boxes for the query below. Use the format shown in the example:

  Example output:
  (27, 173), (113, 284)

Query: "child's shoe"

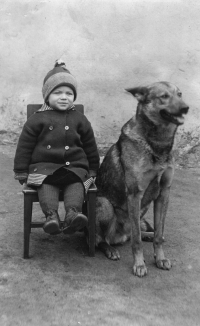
(43, 209), (61, 235)
(63, 207), (88, 234)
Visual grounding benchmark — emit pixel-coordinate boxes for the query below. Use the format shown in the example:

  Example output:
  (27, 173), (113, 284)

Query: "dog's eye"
(177, 92), (182, 97)
(161, 94), (169, 99)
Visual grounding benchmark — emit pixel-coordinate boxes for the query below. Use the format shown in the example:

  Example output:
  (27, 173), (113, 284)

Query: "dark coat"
(14, 108), (100, 183)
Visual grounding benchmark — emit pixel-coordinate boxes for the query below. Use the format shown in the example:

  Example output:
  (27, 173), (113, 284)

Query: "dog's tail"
(140, 219), (154, 242)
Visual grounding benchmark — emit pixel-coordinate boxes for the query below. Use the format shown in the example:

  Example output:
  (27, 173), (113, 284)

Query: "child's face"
(48, 86), (74, 111)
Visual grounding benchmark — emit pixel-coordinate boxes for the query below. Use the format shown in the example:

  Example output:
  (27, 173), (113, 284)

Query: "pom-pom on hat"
(42, 60), (77, 102)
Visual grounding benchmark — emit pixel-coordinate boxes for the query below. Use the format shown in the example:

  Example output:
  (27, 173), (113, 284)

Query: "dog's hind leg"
(141, 221), (154, 242)
(96, 197), (121, 260)
(140, 205), (154, 242)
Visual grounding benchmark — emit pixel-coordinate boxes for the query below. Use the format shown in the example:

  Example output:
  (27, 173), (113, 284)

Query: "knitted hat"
(42, 60), (77, 102)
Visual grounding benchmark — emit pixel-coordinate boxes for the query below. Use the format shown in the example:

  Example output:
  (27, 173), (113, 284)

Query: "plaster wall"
(0, 0), (200, 158)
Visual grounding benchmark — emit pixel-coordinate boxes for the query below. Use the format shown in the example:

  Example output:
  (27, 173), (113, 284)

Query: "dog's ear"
(125, 87), (148, 102)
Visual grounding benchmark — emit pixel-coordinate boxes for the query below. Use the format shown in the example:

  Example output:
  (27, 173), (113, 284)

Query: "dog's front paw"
(132, 263), (147, 277)
(156, 258), (171, 270)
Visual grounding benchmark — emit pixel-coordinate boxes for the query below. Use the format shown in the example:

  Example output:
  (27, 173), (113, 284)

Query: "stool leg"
(24, 194), (33, 259)
(87, 191), (96, 257)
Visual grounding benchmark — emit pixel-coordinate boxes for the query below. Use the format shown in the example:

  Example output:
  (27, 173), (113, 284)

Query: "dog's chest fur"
(121, 120), (174, 170)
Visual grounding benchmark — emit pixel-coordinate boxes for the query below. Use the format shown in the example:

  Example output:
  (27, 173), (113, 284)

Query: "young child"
(14, 60), (100, 235)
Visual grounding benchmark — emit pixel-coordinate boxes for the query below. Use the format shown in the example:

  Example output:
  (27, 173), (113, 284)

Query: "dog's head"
(126, 82), (189, 126)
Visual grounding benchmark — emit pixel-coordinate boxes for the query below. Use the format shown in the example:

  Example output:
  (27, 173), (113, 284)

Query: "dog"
(95, 81), (189, 277)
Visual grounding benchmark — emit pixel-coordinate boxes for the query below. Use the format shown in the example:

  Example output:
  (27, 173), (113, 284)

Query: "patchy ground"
(0, 145), (200, 326)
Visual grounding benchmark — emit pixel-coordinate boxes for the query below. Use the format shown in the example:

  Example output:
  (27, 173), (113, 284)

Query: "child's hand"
(89, 170), (96, 179)
(14, 172), (28, 185)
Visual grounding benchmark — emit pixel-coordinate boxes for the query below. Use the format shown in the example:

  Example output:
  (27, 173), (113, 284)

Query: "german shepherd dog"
(95, 82), (189, 277)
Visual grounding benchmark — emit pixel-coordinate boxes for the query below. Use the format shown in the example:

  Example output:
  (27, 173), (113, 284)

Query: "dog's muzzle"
(160, 106), (189, 125)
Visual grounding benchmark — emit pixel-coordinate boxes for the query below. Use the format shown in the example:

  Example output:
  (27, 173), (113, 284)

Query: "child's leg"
(37, 183), (60, 212)
(63, 182), (84, 212)
(63, 182), (87, 234)
(37, 183), (61, 234)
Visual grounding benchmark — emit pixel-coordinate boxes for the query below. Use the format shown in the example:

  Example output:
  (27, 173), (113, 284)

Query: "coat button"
(49, 126), (53, 130)
(65, 146), (69, 150)
(33, 168), (37, 172)
(65, 162), (70, 165)
(65, 126), (69, 130)
(47, 145), (51, 149)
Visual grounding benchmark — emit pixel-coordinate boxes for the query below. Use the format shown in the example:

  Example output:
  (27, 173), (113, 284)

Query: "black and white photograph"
(0, 0), (200, 325)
